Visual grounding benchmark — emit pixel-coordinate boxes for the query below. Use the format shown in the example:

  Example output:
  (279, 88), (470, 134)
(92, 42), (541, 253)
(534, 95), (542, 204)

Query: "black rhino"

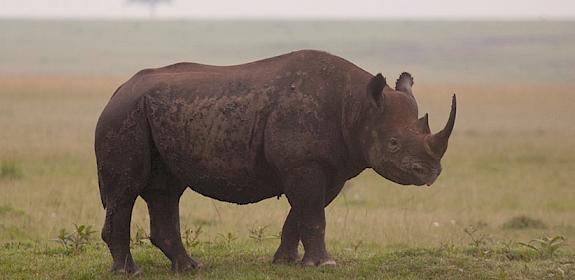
(95, 50), (456, 274)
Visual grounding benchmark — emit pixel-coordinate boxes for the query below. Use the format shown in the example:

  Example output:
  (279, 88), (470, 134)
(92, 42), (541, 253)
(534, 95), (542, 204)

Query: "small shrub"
(0, 159), (23, 180)
(464, 225), (490, 248)
(502, 215), (547, 230)
(350, 240), (363, 254)
(439, 241), (458, 255)
(464, 225), (492, 257)
(217, 232), (237, 248)
(496, 239), (537, 261)
(498, 240), (516, 260)
(131, 224), (149, 247)
(518, 235), (566, 258)
(248, 225), (278, 243)
(183, 225), (202, 248)
(52, 224), (96, 254)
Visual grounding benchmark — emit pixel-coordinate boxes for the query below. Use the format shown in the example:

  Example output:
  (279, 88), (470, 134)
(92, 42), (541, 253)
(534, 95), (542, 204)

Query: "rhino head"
(360, 72), (456, 186)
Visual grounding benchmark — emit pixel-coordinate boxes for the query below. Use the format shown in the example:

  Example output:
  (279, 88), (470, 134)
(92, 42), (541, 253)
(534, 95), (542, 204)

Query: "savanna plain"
(0, 20), (574, 279)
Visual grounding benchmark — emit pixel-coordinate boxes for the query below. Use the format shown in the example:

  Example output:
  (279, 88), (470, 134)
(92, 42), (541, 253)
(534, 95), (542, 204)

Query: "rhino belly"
(145, 90), (280, 204)
(155, 148), (281, 204)
(182, 165), (281, 204)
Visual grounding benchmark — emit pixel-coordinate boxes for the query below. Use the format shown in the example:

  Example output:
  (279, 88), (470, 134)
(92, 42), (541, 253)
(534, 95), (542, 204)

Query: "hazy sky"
(1, 0), (574, 19)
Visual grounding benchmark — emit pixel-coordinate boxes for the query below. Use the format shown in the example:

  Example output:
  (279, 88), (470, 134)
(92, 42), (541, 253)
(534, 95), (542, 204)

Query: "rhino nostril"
(412, 164), (425, 174)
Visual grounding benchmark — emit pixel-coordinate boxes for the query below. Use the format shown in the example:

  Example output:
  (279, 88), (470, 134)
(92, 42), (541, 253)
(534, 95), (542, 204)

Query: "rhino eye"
(388, 137), (401, 153)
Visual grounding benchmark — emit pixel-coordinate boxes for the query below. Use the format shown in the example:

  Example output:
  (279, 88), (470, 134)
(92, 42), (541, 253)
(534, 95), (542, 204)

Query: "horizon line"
(1, 15), (575, 21)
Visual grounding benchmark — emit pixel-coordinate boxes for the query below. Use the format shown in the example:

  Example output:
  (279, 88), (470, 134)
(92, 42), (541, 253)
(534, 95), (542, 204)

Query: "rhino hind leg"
(280, 163), (335, 267)
(99, 160), (148, 275)
(102, 198), (141, 275)
(97, 128), (152, 274)
(141, 168), (203, 273)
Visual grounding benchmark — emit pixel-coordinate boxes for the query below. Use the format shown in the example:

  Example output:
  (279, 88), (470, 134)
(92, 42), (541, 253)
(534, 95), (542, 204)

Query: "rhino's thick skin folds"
(94, 49), (455, 274)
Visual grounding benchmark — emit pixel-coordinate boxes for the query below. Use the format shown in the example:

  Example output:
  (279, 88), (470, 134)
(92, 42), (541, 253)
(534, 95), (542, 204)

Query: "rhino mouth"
(425, 175), (438, 186)
(378, 165), (427, 186)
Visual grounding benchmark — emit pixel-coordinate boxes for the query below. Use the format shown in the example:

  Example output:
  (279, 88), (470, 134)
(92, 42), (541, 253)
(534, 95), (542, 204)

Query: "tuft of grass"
(0, 225), (33, 241)
(503, 215), (547, 230)
(0, 205), (25, 216)
(0, 158), (23, 180)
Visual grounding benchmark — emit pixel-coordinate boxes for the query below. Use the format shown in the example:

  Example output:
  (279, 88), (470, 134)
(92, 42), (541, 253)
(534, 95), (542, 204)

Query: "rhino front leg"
(272, 181), (345, 264)
(273, 208), (301, 264)
(281, 163), (335, 267)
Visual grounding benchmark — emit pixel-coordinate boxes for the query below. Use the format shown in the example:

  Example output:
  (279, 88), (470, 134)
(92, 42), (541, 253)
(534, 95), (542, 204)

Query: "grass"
(1, 239), (573, 279)
(0, 20), (574, 278)
(0, 76), (573, 279)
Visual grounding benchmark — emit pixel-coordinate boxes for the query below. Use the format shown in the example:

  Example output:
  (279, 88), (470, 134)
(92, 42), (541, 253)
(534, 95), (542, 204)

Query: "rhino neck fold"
(340, 84), (370, 178)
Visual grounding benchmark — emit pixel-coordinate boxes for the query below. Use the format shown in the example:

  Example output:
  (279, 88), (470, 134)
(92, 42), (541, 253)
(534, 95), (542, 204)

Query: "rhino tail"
(98, 169), (107, 209)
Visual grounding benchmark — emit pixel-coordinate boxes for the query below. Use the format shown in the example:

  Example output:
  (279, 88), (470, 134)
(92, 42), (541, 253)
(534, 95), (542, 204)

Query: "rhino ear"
(395, 72), (414, 96)
(367, 73), (386, 108)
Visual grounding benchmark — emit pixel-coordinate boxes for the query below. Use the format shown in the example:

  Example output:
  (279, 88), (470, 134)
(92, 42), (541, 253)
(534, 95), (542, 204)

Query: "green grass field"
(1, 20), (574, 279)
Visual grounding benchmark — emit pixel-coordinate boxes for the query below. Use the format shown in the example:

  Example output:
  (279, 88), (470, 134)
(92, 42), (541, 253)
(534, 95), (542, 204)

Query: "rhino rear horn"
(367, 73), (386, 108)
(395, 72), (414, 96)
(425, 94), (457, 159)
(417, 113), (431, 134)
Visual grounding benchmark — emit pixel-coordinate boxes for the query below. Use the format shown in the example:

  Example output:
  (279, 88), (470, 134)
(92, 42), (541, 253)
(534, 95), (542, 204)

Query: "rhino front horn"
(425, 94), (457, 159)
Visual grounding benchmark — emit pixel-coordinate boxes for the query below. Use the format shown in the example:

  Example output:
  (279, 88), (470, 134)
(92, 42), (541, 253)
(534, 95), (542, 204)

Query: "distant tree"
(127, 0), (172, 19)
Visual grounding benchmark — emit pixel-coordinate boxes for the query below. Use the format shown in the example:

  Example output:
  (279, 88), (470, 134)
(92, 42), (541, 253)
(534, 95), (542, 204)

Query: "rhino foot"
(301, 257), (337, 267)
(272, 251), (300, 264)
(171, 256), (203, 273)
(111, 262), (142, 276)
